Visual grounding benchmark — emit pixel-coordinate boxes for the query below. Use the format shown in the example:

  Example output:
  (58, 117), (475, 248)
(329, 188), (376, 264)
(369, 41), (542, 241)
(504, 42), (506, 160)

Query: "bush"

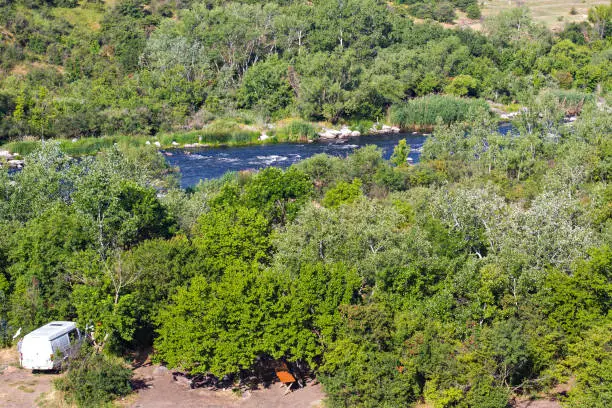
(55, 348), (133, 408)
(322, 178), (363, 208)
(466, 4), (481, 19)
(390, 95), (489, 130)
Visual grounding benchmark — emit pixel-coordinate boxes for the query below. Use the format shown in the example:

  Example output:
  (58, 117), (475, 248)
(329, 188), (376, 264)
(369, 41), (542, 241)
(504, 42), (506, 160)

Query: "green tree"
(8, 205), (93, 331)
(192, 206), (271, 274)
(445, 74), (478, 97)
(391, 139), (409, 167)
(237, 56), (294, 118)
(322, 178), (363, 208)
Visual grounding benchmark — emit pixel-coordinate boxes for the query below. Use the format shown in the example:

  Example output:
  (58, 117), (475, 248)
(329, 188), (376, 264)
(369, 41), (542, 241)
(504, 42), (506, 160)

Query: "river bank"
(0, 122), (413, 162)
(0, 111), (518, 166)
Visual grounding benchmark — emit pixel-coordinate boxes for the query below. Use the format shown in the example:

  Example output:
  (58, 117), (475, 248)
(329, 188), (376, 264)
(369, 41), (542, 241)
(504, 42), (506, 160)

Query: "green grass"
(3, 136), (136, 156)
(390, 95), (489, 130)
(1, 129), (263, 157)
(273, 120), (318, 142)
(549, 89), (594, 106)
(51, 5), (103, 32)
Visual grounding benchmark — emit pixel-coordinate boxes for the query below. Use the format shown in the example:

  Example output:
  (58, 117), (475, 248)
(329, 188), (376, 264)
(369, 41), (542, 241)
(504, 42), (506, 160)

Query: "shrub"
(55, 348), (133, 408)
(322, 178), (363, 208)
(466, 4), (481, 19)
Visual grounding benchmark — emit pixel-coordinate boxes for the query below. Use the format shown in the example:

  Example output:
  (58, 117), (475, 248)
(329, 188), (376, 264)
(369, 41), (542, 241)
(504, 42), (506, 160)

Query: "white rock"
(72, 138), (78, 143)
(500, 112), (519, 120)
(8, 160), (24, 168)
(318, 129), (339, 139)
(145, 141), (151, 145)
(154, 141), (161, 147)
(0, 150), (12, 158)
(171, 141), (179, 146)
(351, 131), (361, 137)
(258, 133), (270, 141)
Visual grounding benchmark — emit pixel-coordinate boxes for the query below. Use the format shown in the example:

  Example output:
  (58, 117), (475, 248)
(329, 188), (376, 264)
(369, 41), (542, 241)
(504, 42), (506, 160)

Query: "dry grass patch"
(52, 5), (103, 32)
(477, 0), (610, 30)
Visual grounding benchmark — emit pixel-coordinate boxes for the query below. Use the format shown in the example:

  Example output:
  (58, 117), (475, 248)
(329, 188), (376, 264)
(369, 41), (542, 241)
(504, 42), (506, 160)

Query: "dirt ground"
(127, 364), (325, 408)
(0, 347), (59, 408)
(2, 346), (565, 408)
(1, 347), (324, 408)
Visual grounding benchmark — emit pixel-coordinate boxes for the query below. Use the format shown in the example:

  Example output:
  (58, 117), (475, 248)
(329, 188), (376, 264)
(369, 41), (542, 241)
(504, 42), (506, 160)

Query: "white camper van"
(19, 321), (82, 370)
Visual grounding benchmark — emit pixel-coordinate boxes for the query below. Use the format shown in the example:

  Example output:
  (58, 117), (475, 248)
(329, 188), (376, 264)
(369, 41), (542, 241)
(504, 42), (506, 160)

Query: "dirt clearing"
(128, 364), (325, 408)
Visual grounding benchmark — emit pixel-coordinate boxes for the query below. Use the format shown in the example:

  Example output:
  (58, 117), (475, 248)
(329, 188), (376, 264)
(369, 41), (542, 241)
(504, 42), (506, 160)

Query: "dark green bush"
(55, 348), (133, 408)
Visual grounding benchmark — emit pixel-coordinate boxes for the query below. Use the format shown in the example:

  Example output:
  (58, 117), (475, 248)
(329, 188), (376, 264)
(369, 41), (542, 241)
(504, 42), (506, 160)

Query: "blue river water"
(165, 133), (425, 188)
(164, 123), (513, 188)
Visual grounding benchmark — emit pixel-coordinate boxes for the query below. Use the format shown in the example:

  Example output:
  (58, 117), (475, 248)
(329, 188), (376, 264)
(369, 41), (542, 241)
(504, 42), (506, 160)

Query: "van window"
(52, 334), (70, 352)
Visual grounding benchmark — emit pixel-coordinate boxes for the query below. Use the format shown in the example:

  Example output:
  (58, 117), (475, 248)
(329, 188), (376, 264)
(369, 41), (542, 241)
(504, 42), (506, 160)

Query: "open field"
(476, 0), (610, 30)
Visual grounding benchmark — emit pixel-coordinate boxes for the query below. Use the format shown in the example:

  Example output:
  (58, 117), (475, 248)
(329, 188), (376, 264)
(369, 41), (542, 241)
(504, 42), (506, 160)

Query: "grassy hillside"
(0, 0), (610, 147)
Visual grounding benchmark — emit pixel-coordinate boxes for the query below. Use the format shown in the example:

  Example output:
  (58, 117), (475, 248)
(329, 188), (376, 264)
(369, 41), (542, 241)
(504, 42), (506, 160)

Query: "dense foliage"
(1, 0), (611, 406)
(1, 98), (611, 406)
(0, 0), (610, 142)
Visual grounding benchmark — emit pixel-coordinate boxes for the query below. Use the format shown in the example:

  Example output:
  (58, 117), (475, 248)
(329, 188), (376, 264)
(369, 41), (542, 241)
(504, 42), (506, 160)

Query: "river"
(164, 124), (514, 188)
(165, 133), (425, 188)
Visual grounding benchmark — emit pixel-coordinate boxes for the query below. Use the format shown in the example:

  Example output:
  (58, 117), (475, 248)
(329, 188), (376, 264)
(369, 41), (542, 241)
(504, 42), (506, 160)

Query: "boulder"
(171, 141), (179, 146)
(8, 160), (24, 168)
(154, 141), (161, 147)
(351, 131), (361, 137)
(338, 126), (353, 138)
(258, 133), (270, 141)
(0, 150), (13, 159)
(145, 140), (151, 145)
(318, 128), (339, 139)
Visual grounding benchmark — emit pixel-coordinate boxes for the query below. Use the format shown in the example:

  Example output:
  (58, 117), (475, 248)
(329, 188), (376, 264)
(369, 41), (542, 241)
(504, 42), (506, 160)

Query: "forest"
(0, 105), (610, 406)
(0, 0), (610, 141)
(0, 0), (611, 407)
